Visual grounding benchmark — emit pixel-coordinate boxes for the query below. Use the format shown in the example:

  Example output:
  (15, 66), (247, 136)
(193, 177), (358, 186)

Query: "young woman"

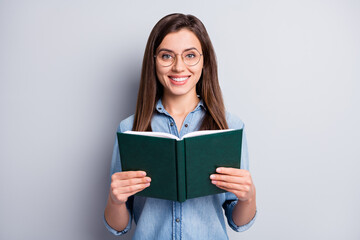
(104, 13), (257, 239)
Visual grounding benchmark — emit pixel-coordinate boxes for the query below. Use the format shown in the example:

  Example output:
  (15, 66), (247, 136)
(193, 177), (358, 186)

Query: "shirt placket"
(179, 111), (195, 137)
(167, 116), (182, 239)
(173, 201), (182, 240)
(168, 117), (178, 137)
(165, 109), (197, 240)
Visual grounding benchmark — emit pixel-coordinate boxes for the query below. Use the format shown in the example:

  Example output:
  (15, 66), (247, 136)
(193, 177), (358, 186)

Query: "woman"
(104, 13), (257, 239)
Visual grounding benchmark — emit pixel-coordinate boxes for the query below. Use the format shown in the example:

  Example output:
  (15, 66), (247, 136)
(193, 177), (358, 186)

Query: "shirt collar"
(194, 99), (206, 112)
(155, 98), (206, 114)
(155, 99), (166, 114)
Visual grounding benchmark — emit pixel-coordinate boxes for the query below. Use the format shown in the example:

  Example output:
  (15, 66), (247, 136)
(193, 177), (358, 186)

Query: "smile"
(169, 76), (189, 82)
(168, 76), (190, 85)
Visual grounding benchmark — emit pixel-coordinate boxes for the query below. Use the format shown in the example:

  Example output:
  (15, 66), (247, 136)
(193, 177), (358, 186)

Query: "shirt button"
(176, 218), (180, 223)
(170, 122), (174, 127)
(184, 124), (188, 127)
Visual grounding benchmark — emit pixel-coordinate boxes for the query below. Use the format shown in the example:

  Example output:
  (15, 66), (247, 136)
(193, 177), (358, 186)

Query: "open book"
(117, 129), (242, 202)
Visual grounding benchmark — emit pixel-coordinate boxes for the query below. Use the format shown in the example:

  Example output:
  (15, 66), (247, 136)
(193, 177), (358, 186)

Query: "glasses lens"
(157, 51), (175, 66)
(182, 49), (201, 66)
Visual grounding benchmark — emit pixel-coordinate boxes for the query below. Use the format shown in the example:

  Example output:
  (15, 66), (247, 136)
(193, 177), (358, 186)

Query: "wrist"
(108, 194), (126, 207)
(239, 196), (255, 204)
(237, 192), (256, 204)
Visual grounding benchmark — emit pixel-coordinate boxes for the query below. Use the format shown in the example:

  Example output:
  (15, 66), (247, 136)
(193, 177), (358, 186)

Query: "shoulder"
(117, 114), (135, 132)
(225, 111), (245, 130)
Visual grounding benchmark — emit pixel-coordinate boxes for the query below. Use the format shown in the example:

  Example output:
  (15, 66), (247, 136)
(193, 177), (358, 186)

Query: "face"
(155, 28), (203, 99)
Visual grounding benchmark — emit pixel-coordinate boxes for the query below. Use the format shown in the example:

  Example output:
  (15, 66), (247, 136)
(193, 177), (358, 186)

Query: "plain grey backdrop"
(1, 0), (359, 239)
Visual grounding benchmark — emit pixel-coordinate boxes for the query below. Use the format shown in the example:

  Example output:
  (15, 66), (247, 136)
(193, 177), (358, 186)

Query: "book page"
(181, 129), (235, 140)
(123, 129), (236, 141)
(123, 131), (180, 140)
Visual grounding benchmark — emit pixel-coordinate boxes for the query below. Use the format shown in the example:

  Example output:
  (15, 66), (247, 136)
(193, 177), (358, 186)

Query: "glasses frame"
(154, 48), (203, 67)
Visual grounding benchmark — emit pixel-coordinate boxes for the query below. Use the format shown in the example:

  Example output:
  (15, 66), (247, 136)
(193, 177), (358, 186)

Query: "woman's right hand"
(109, 171), (151, 205)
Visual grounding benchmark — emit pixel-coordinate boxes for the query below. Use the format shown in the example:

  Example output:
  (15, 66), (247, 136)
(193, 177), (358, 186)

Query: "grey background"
(1, 0), (359, 239)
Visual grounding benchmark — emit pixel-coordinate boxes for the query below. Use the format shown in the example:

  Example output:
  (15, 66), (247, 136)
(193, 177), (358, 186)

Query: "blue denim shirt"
(104, 99), (256, 239)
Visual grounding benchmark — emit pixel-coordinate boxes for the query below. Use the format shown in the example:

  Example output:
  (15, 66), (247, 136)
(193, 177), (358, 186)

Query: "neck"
(162, 93), (200, 117)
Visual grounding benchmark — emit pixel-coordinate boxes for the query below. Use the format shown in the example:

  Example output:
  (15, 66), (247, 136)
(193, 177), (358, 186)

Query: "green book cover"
(117, 129), (242, 202)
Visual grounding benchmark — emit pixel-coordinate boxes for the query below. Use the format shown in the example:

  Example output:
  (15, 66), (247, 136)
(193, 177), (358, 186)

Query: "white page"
(122, 129), (235, 140)
(181, 129), (235, 139)
(122, 131), (180, 140)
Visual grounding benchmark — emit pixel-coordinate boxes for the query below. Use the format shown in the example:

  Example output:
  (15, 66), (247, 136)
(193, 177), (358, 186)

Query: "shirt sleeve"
(103, 123), (133, 236)
(223, 194), (257, 232)
(222, 114), (257, 231)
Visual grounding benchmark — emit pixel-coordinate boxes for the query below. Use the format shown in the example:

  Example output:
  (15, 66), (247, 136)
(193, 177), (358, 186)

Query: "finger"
(216, 167), (250, 177)
(214, 184), (243, 197)
(214, 184), (230, 192)
(211, 180), (250, 192)
(127, 183), (151, 196)
(214, 184), (251, 201)
(112, 177), (151, 188)
(112, 182), (150, 204)
(118, 182), (151, 194)
(210, 174), (252, 185)
(112, 171), (147, 181)
(210, 174), (245, 184)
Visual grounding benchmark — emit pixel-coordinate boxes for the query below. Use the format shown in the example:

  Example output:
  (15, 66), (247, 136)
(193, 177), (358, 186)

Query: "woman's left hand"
(210, 167), (255, 202)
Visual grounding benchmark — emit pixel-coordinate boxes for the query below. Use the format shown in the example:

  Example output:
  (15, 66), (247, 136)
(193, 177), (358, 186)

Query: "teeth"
(170, 77), (189, 82)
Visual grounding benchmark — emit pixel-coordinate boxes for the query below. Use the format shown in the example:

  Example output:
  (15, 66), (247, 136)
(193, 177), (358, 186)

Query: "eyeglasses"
(154, 48), (203, 67)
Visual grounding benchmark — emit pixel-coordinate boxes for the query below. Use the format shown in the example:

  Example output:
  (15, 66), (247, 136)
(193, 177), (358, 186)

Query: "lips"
(168, 75), (190, 85)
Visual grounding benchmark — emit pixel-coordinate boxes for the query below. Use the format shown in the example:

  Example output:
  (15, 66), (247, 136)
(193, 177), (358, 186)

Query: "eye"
(185, 53), (196, 59)
(160, 53), (173, 60)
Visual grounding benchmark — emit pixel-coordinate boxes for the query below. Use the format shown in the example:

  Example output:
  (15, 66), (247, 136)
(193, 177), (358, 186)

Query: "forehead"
(158, 28), (202, 52)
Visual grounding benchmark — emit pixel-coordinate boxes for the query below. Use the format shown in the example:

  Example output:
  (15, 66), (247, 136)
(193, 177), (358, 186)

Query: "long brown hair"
(132, 13), (228, 131)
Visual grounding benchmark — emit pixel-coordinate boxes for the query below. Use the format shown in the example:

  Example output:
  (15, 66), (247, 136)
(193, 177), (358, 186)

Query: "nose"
(172, 54), (186, 72)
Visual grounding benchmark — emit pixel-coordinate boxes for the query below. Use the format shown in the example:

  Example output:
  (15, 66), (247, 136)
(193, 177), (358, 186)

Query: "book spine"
(176, 140), (186, 202)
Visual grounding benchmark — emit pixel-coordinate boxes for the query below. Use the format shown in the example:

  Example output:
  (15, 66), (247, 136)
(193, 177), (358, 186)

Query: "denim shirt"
(104, 99), (256, 239)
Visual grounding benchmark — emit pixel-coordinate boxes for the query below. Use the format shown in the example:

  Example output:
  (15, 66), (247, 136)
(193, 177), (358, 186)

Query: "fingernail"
(212, 180), (217, 184)
(146, 177), (151, 182)
(146, 183), (150, 186)
(142, 171), (146, 176)
(210, 175), (215, 179)
(216, 168), (222, 173)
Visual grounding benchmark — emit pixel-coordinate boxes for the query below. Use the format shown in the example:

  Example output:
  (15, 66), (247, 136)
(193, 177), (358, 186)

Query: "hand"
(210, 167), (255, 202)
(109, 171), (151, 205)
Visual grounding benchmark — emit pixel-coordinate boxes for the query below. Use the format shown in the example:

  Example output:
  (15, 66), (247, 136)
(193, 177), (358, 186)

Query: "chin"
(165, 86), (197, 97)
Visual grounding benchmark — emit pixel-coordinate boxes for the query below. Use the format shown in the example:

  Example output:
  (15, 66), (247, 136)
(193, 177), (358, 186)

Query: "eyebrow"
(157, 47), (199, 53)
